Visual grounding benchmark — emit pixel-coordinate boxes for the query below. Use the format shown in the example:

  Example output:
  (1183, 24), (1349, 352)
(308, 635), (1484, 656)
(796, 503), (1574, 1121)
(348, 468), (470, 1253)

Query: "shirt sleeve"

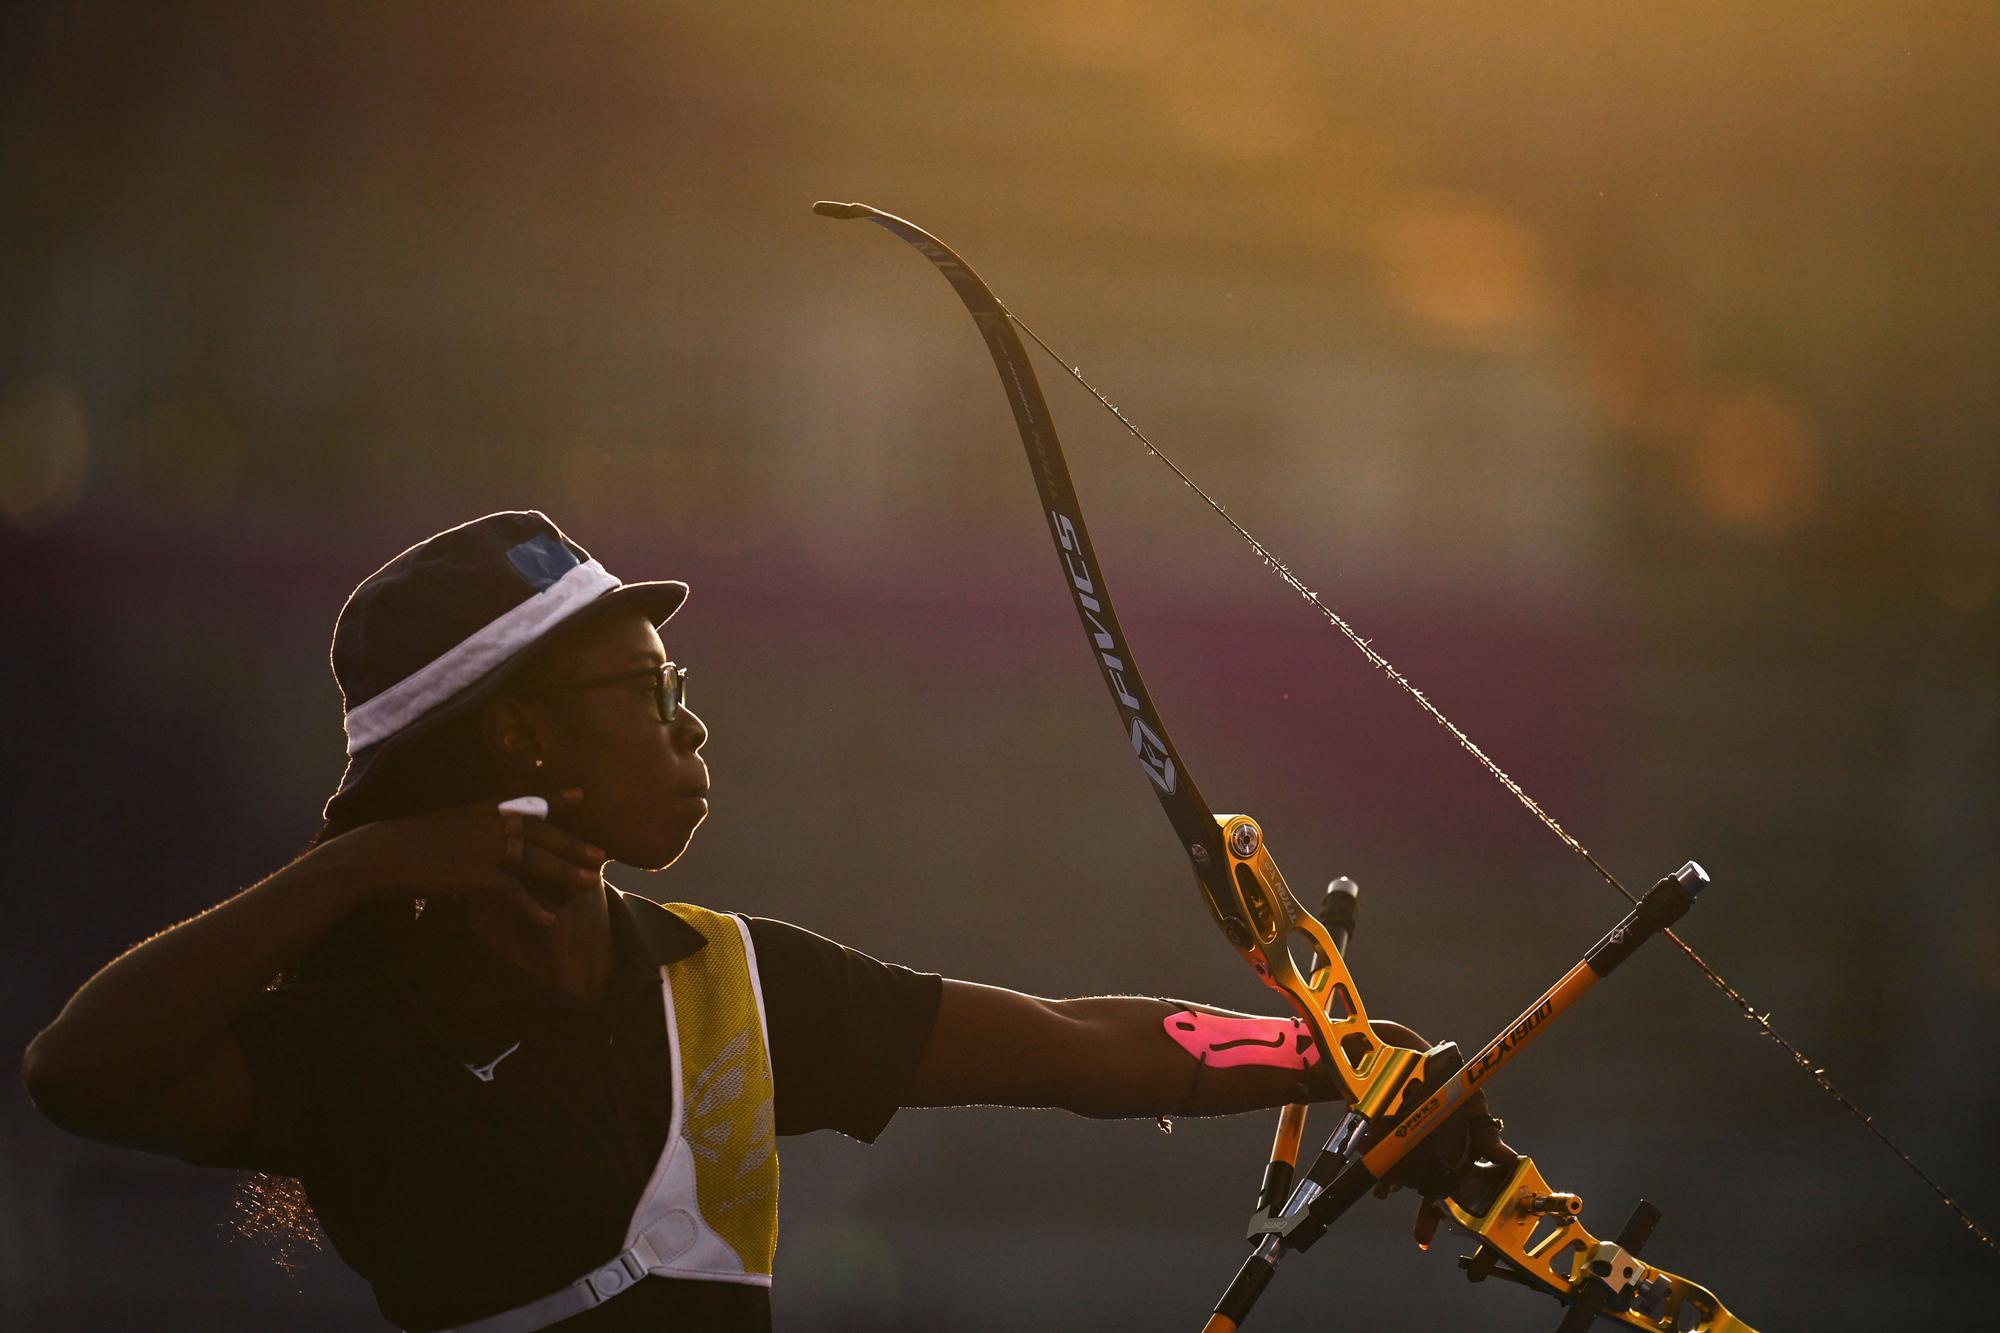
(180, 979), (362, 1178)
(743, 916), (942, 1143)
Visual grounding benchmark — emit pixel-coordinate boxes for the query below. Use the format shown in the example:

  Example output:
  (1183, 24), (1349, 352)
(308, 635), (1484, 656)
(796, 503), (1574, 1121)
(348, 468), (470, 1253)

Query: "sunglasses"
(534, 661), (689, 724)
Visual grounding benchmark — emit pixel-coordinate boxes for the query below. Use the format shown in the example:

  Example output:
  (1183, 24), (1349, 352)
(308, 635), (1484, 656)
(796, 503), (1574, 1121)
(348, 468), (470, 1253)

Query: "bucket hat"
(325, 510), (686, 818)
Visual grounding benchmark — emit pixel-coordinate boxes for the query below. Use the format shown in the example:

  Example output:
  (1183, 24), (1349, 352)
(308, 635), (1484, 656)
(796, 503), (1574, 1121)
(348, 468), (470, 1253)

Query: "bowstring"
(1003, 307), (2000, 1259)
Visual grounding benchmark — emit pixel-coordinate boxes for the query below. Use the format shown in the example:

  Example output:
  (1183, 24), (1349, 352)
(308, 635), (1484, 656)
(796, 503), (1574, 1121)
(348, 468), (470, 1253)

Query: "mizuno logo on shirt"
(465, 1040), (522, 1082)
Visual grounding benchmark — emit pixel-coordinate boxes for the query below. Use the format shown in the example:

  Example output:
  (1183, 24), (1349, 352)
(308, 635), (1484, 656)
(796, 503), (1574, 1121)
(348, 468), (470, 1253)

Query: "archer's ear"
(480, 696), (546, 771)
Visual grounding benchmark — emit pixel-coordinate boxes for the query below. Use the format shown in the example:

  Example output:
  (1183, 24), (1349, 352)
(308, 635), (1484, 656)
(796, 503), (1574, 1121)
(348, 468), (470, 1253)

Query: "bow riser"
(1449, 1157), (1757, 1333)
(1218, 814), (1427, 1121)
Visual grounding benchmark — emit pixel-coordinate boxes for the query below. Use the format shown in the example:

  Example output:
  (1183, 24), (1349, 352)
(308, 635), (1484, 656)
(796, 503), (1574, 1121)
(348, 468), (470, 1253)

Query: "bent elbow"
(22, 1030), (70, 1119)
(21, 1028), (106, 1136)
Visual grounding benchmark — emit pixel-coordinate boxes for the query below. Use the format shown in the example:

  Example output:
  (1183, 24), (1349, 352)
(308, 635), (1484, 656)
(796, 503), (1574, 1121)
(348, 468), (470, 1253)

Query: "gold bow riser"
(1445, 1156), (1757, 1333)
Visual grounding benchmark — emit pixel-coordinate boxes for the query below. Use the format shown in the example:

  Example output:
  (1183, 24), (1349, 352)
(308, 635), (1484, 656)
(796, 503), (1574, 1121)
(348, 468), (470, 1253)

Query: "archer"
(21, 509), (1502, 1332)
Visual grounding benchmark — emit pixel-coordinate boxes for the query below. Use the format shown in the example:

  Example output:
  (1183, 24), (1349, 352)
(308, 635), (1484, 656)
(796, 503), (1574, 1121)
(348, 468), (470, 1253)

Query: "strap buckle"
(580, 1250), (648, 1304)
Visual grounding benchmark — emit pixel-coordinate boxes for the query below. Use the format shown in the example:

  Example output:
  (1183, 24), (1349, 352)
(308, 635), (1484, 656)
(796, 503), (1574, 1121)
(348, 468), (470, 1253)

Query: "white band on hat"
(343, 559), (619, 755)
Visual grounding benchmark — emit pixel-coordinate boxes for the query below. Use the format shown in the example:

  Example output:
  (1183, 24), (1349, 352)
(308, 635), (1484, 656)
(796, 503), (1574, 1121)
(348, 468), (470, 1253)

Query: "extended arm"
(902, 980), (1433, 1120)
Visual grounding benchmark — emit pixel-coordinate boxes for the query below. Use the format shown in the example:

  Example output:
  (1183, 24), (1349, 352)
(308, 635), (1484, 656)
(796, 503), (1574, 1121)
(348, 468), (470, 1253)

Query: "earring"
(532, 757), (545, 770)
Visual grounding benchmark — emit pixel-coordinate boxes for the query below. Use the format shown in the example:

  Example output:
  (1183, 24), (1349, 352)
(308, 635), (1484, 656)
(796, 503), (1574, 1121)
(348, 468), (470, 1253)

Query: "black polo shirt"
(190, 888), (943, 1331)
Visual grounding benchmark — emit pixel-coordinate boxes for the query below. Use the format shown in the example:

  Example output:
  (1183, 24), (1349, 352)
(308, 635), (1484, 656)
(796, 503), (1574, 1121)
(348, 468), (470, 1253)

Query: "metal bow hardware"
(815, 200), (1992, 1329)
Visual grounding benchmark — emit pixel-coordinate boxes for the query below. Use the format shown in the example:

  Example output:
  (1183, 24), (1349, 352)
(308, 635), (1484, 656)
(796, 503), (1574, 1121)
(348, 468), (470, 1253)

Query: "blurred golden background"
(2, 2), (1995, 1328)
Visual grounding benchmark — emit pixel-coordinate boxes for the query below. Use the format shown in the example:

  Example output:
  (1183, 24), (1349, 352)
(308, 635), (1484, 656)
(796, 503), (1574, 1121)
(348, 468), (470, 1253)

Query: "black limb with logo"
(811, 201), (1242, 927)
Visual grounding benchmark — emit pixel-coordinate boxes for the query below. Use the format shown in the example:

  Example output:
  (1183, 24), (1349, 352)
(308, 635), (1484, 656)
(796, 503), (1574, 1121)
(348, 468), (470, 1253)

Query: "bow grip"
(1213, 815), (1425, 1120)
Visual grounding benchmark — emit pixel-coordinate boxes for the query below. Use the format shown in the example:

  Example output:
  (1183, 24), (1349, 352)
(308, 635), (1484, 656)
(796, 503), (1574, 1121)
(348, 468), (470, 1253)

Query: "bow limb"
(812, 201), (1427, 1128)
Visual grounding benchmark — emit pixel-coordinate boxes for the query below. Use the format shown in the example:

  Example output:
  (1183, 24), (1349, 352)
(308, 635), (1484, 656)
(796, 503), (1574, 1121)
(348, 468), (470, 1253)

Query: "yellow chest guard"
(649, 901), (779, 1281)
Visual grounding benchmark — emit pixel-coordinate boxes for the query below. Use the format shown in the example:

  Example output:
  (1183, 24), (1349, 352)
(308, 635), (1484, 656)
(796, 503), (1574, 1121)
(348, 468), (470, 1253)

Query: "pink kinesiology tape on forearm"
(1163, 1008), (1320, 1070)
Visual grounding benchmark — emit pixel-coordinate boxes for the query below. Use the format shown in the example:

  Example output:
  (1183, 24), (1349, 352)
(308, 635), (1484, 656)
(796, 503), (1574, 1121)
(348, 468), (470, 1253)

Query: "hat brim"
(323, 579), (688, 820)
